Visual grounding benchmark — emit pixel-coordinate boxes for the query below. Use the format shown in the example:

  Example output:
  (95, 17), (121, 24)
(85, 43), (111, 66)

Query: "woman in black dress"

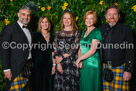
(32, 16), (55, 91)
(53, 11), (81, 91)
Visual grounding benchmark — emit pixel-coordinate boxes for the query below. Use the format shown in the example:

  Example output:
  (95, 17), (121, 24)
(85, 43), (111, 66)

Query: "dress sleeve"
(53, 31), (61, 58)
(93, 29), (102, 41)
(66, 30), (81, 55)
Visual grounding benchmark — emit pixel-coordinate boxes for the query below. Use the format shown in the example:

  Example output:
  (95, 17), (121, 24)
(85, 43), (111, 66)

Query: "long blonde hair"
(61, 11), (78, 32)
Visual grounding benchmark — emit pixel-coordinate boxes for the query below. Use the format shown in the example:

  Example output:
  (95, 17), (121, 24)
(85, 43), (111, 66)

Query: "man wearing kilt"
(99, 5), (134, 91)
(0, 6), (33, 91)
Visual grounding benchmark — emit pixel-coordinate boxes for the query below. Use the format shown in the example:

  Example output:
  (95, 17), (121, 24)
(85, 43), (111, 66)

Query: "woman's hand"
(57, 63), (63, 74)
(55, 56), (63, 64)
(63, 53), (70, 58)
(79, 62), (83, 68)
(51, 65), (56, 75)
(75, 58), (81, 68)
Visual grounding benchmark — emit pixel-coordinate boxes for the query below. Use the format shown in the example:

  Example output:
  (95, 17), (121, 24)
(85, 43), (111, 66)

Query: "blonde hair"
(61, 11), (78, 32)
(84, 10), (97, 24)
(37, 16), (51, 32)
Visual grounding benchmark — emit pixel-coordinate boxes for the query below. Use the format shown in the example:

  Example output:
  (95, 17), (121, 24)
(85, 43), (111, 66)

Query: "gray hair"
(19, 6), (31, 13)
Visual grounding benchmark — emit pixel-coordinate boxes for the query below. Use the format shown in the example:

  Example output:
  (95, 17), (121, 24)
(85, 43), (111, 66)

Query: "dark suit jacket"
(0, 22), (33, 90)
(99, 22), (134, 73)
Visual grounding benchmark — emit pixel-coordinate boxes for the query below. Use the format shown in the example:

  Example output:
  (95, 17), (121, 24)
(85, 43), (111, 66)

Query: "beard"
(19, 18), (30, 25)
(109, 22), (116, 27)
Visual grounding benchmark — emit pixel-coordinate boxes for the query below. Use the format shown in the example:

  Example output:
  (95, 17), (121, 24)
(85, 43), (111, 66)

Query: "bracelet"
(61, 54), (64, 59)
(53, 64), (56, 66)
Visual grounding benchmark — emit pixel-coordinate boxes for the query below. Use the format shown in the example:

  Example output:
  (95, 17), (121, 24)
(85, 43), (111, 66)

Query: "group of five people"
(0, 4), (134, 91)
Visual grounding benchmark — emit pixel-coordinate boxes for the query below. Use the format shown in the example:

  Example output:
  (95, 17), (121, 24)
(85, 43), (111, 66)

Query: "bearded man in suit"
(0, 6), (33, 91)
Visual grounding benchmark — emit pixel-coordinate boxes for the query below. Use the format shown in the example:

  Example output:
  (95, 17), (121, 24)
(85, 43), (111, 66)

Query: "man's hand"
(4, 70), (12, 80)
(123, 71), (132, 81)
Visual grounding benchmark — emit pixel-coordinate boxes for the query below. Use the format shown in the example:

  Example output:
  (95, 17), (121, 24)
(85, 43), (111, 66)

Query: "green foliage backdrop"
(0, 0), (136, 33)
(0, 0), (136, 90)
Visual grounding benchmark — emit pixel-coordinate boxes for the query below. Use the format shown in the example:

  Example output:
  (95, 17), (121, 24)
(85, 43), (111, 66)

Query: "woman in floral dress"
(53, 11), (81, 91)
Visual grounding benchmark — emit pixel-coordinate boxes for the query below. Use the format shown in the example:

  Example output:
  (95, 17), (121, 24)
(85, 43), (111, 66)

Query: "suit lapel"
(14, 22), (31, 44)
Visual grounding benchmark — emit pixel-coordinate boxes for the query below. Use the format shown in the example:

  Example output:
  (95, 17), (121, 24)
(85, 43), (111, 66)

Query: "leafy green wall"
(0, 0), (136, 33)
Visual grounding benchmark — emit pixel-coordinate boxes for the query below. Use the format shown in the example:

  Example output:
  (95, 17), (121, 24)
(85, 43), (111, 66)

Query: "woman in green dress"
(75, 11), (102, 91)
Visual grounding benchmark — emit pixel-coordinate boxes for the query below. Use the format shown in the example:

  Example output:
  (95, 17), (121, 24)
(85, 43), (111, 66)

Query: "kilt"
(9, 73), (29, 91)
(103, 63), (129, 91)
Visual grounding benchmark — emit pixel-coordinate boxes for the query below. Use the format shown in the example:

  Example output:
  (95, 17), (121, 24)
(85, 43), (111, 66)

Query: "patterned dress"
(54, 30), (81, 91)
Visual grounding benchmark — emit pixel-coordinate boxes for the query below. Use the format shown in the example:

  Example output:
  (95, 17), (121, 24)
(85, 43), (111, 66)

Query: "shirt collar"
(17, 21), (25, 29)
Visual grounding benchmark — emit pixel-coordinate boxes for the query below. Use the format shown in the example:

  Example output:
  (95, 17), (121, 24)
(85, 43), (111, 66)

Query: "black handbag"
(21, 59), (32, 78)
(103, 68), (114, 82)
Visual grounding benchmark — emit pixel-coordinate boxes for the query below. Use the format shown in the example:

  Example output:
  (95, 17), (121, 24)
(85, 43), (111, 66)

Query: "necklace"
(85, 30), (90, 36)
(84, 27), (95, 37)
(42, 33), (49, 37)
